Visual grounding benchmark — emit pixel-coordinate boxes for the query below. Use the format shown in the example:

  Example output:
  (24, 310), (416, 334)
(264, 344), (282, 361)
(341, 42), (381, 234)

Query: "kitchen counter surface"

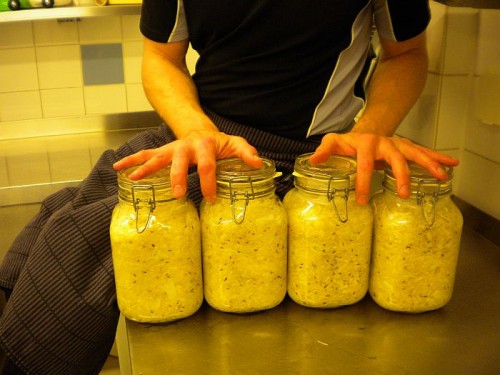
(116, 225), (500, 375)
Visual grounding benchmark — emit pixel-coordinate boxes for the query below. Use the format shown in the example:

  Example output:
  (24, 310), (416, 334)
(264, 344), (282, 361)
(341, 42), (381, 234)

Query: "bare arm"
(141, 38), (217, 138)
(113, 38), (262, 201)
(354, 31), (429, 135)
(311, 31), (459, 204)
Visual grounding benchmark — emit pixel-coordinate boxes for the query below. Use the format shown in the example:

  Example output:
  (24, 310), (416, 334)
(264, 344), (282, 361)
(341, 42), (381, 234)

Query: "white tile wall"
(121, 15), (142, 41)
(0, 91), (42, 122)
(0, 47), (38, 92)
(40, 88), (85, 118)
(396, 73), (440, 148)
(186, 46), (200, 75)
(126, 84), (153, 112)
(36, 45), (83, 89)
(435, 75), (470, 149)
(427, 1), (447, 74)
(78, 16), (122, 44)
(123, 40), (143, 84)
(473, 9), (500, 127)
(0, 14), (153, 125)
(33, 20), (79, 46)
(464, 92), (500, 163)
(456, 150), (500, 219)
(398, 2), (499, 219)
(442, 7), (479, 75)
(84, 85), (128, 114)
(475, 9), (500, 76)
(0, 22), (33, 49)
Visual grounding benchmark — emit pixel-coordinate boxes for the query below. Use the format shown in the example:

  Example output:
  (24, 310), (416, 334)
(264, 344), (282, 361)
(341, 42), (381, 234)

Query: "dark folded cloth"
(0, 126), (171, 374)
(0, 111), (319, 374)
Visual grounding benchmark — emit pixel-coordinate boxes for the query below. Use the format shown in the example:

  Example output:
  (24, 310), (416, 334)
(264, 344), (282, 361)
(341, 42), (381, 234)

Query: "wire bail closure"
(229, 176), (255, 224)
(326, 176), (350, 223)
(132, 184), (156, 233)
(416, 178), (440, 227)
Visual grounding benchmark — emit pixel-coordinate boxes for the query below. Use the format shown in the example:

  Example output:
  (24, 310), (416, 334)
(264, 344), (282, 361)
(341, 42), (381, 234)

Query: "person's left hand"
(309, 132), (459, 205)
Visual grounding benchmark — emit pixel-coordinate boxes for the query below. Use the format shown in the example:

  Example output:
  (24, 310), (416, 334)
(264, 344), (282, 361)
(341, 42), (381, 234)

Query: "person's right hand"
(113, 128), (262, 202)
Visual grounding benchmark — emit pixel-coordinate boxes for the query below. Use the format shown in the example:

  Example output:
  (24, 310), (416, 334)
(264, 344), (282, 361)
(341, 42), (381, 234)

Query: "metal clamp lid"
(215, 158), (280, 224)
(383, 163), (454, 227)
(132, 184), (156, 233)
(326, 177), (350, 223)
(228, 176), (255, 224)
(293, 153), (357, 223)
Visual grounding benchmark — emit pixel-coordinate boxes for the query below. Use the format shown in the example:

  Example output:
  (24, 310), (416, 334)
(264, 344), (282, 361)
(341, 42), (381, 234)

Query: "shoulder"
(373, 0), (431, 41)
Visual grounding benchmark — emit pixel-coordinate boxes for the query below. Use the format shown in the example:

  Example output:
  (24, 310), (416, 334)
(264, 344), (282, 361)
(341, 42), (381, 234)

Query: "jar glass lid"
(216, 158), (279, 182)
(293, 153), (357, 190)
(118, 165), (171, 185)
(294, 153), (356, 178)
(383, 162), (453, 196)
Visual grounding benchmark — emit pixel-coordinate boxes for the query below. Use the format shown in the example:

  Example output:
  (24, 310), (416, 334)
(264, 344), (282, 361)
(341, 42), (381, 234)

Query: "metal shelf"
(0, 4), (141, 23)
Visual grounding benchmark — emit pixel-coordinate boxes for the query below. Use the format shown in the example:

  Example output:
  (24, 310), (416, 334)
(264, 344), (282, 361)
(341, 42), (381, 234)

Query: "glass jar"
(200, 158), (288, 313)
(369, 163), (463, 313)
(110, 166), (203, 323)
(283, 153), (373, 308)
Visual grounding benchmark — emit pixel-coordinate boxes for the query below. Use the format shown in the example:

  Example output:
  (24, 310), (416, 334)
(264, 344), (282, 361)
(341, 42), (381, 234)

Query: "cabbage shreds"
(369, 193), (463, 313)
(284, 189), (373, 308)
(111, 199), (203, 322)
(200, 195), (288, 313)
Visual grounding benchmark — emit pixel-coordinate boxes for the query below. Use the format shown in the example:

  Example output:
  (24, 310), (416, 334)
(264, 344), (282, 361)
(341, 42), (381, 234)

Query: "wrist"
(167, 111), (220, 139)
(352, 113), (398, 137)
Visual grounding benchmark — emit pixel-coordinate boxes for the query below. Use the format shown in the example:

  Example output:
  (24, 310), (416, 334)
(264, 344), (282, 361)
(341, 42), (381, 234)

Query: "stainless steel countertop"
(117, 226), (500, 375)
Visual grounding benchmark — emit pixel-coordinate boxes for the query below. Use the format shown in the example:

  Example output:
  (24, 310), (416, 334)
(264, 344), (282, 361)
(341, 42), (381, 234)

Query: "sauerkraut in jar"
(200, 158), (287, 313)
(369, 163), (463, 313)
(110, 166), (203, 323)
(283, 154), (373, 308)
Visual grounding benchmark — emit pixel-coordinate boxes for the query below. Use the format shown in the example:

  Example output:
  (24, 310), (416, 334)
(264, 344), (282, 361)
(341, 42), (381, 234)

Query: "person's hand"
(309, 132), (459, 205)
(113, 129), (262, 202)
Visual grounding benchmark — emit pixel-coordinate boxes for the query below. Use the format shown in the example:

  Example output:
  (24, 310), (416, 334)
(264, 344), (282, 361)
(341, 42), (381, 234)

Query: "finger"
(128, 149), (173, 180)
(408, 143), (459, 180)
(310, 133), (357, 164)
(237, 142), (263, 168)
(384, 147), (411, 199)
(113, 149), (157, 171)
(354, 139), (376, 206)
(170, 146), (190, 199)
(309, 134), (338, 163)
(195, 140), (218, 202)
(396, 140), (454, 181)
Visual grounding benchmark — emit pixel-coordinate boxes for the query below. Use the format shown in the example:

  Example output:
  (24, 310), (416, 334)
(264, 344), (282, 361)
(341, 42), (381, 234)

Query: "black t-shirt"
(140, 0), (430, 138)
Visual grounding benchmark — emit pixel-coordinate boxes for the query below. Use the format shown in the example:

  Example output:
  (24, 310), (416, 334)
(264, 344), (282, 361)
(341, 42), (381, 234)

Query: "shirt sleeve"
(373, 0), (431, 41)
(140, 0), (189, 43)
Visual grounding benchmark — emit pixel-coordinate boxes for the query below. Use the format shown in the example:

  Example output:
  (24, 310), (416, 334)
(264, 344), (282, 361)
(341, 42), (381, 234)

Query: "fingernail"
(437, 166), (447, 177)
(356, 194), (369, 206)
(205, 195), (216, 203)
(399, 184), (410, 197)
(173, 185), (185, 198)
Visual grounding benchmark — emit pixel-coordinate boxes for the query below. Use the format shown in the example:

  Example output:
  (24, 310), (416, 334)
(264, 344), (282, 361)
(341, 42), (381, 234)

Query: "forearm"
(353, 33), (428, 136)
(142, 38), (218, 138)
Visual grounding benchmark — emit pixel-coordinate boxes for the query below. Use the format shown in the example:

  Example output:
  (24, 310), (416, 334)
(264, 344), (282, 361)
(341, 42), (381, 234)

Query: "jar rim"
(216, 158), (277, 182)
(384, 162), (454, 182)
(117, 166), (175, 207)
(383, 162), (453, 196)
(118, 166), (171, 186)
(293, 153), (357, 180)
